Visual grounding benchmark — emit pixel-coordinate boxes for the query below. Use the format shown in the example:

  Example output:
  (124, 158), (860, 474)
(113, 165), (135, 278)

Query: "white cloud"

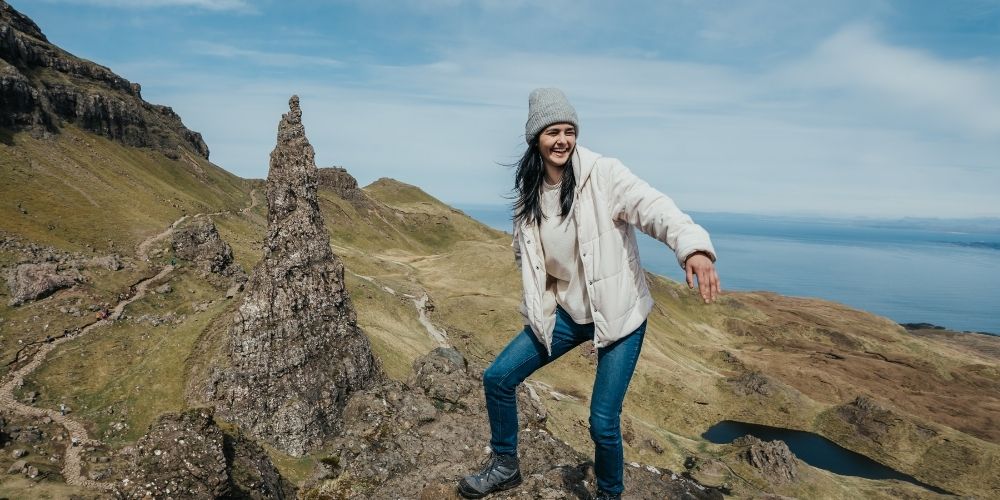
(189, 41), (343, 67)
(782, 24), (1000, 137)
(123, 22), (999, 218)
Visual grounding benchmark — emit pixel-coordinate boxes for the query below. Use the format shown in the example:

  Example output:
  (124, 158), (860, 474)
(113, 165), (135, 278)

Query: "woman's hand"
(684, 251), (721, 303)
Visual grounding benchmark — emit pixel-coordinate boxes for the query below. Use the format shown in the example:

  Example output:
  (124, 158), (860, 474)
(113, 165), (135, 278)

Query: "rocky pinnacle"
(217, 95), (384, 456)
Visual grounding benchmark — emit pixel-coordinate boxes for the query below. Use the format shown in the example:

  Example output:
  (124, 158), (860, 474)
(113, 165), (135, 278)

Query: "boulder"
(6, 262), (80, 306)
(86, 254), (123, 271)
(6, 459), (26, 474)
(115, 408), (229, 499)
(170, 218), (236, 275)
(115, 407), (293, 499)
(732, 435), (799, 484)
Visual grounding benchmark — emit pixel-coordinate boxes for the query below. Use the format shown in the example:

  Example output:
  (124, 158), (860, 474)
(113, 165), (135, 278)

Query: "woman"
(458, 88), (720, 499)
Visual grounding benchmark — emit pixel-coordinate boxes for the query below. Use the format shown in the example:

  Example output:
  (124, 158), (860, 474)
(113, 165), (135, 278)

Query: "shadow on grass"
(0, 127), (15, 146)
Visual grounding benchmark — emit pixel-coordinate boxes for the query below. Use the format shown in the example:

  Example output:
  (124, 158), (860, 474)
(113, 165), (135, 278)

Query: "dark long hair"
(511, 136), (576, 227)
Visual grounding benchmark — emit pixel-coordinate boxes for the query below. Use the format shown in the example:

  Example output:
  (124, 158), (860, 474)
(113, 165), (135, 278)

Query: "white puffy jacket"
(513, 145), (716, 354)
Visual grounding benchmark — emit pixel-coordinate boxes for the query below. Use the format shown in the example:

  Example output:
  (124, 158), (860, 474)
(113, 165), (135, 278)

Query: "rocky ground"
(299, 347), (723, 499)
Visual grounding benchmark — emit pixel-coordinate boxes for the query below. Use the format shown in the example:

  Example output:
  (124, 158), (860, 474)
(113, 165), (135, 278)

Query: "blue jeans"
(483, 305), (647, 495)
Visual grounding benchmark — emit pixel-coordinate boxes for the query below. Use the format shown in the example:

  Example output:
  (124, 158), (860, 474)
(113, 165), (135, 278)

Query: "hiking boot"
(594, 490), (621, 500)
(457, 451), (522, 498)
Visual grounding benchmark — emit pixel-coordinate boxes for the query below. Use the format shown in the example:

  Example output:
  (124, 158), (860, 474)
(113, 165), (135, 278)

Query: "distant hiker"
(60, 403), (66, 416)
(458, 89), (720, 500)
(170, 257), (177, 266)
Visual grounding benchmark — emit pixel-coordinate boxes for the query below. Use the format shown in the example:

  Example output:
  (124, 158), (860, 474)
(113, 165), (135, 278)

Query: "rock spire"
(216, 96), (384, 456)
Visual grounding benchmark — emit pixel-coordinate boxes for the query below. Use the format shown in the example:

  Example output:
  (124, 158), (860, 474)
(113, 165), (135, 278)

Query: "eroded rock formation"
(6, 262), (81, 306)
(732, 435), (799, 484)
(835, 395), (903, 444)
(170, 218), (238, 276)
(215, 96), (384, 456)
(728, 370), (775, 397)
(115, 408), (293, 499)
(1, 233), (126, 306)
(318, 166), (368, 204)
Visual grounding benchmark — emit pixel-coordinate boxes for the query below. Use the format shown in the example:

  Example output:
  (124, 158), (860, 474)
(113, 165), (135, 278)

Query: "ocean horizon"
(454, 204), (1000, 335)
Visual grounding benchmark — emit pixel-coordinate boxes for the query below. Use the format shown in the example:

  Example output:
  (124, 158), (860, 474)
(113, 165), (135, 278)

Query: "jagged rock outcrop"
(6, 261), (81, 306)
(732, 435), (799, 485)
(835, 395), (903, 444)
(115, 408), (293, 499)
(302, 347), (722, 499)
(116, 409), (229, 499)
(214, 96), (384, 456)
(1, 233), (127, 305)
(0, 1), (209, 157)
(317, 166), (368, 204)
(728, 370), (775, 397)
(171, 218), (238, 276)
(225, 433), (296, 500)
(0, 234), (122, 270)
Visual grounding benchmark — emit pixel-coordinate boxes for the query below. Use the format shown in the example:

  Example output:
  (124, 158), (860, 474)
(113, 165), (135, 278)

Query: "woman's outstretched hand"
(684, 251), (721, 303)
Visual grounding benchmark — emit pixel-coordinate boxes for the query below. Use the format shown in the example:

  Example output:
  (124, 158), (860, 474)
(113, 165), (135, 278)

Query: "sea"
(454, 205), (1000, 335)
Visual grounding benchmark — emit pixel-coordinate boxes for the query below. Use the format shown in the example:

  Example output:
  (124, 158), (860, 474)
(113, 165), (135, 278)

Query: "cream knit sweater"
(539, 179), (592, 324)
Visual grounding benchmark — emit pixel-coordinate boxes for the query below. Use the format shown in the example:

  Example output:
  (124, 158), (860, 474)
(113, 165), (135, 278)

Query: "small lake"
(702, 420), (950, 494)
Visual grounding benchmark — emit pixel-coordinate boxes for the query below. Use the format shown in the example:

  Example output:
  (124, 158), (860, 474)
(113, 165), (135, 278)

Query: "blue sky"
(15, 0), (1000, 218)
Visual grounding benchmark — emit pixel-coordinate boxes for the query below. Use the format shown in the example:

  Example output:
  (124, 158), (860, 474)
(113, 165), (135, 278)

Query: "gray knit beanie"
(524, 88), (578, 143)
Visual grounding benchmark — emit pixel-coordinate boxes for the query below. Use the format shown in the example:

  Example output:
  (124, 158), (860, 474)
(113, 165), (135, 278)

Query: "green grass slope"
(0, 126), (250, 253)
(6, 152), (997, 498)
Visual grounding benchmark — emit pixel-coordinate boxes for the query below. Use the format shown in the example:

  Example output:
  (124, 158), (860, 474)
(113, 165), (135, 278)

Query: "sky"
(13, 0), (1000, 218)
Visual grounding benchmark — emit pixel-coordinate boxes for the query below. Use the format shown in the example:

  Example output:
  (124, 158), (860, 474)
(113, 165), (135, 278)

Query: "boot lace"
(476, 451), (503, 477)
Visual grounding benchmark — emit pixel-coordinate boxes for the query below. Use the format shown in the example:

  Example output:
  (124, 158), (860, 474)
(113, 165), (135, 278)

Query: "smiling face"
(537, 122), (577, 170)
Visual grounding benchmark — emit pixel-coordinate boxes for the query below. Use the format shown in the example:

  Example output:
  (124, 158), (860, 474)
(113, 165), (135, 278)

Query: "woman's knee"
(588, 412), (621, 444)
(483, 363), (516, 393)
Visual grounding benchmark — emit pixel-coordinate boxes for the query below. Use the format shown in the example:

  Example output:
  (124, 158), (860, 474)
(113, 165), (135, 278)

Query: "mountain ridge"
(0, 0), (209, 158)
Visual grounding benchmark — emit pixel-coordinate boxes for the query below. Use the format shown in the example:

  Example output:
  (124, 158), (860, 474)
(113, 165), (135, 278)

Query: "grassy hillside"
(0, 125), (250, 253)
(4, 146), (997, 498)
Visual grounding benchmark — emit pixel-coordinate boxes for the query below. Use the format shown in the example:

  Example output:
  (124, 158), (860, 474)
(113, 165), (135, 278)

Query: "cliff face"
(317, 166), (368, 204)
(214, 96), (384, 457)
(0, 0), (209, 158)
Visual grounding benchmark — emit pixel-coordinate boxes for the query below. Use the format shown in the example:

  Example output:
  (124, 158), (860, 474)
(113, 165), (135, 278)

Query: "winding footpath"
(135, 215), (189, 263)
(349, 270), (585, 405)
(0, 189), (257, 492)
(0, 264), (174, 491)
(348, 270), (450, 348)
